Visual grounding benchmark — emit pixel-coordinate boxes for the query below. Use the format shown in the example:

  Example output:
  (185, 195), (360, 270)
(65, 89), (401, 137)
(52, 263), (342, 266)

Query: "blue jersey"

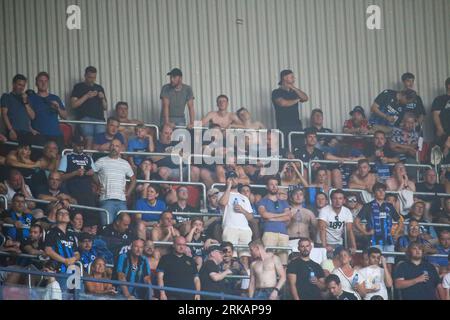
(127, 137), (149, 166)
(80, 248), (98, 271)
(29, 93), (64, 136)
(115, 252), (151, 299)
(135, 199), (167, 222)
(44, 227), (78, 273)
(3, 211), (34, 241)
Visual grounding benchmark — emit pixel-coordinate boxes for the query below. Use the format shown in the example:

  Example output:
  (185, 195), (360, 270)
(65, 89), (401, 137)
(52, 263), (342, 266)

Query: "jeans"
(253, 288), (275, 300)
(99, 200), (128, 225)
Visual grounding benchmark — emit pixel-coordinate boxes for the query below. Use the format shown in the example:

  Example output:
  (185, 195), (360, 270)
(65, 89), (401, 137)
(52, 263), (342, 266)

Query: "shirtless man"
(114, 101), (144, 143)
(348, 159), (377, 192)
(38, 140), (60, 172)
(150, 210), (181, 255)
(216, 156), (250, 185)
(248, 240), (286, 300)
(235, 108), (265, 130)
(386, 161), (416, 192)
(287, 188), (317, 242)
(201, 95), (244, 129)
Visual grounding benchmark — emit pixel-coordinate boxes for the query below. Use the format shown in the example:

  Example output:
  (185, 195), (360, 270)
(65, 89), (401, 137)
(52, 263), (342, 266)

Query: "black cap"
(225, 170), (238, 179)
(349, 106), (366, 118)
(167, 68), (183, 77)
(278, 69), (293, 85)
(207, 245), (222, 255)
(78, 232), (93, 242)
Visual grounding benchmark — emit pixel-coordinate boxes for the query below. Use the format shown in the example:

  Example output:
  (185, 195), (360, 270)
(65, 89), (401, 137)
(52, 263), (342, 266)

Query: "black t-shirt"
(44, 226), (78, 273)
(156, 253), (198, 296)
(306, 126), (334, 146)
(199, 259), (225, 299)
(271, 87), (302, 129)
(169, 202), (196, 224)
(392, 260), (440, 300)
(154, 140), (179, 169)
(395, 94), (426, 127)
(431, 94), (450, 135)
(363, 143), (397, 160)
(294, 147), (324, 168)
(286, 258), (325, 300)
(329, 291), (358, 300)
(20, 237), (45, 252)
(70, 82), (105, 120)
(99, 224), (133, 255)
(415, 182), (445, 214)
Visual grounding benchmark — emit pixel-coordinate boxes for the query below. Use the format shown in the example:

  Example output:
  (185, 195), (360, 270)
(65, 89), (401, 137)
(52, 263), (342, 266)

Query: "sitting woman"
(135, 184), (167, 227)
(85, 257), (117, 296)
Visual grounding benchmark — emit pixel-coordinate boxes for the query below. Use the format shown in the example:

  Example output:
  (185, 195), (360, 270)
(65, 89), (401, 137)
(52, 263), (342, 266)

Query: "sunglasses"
(222, 249), (232, 253)
(347, 198), (357, 203)
(274, 201), (280, 210)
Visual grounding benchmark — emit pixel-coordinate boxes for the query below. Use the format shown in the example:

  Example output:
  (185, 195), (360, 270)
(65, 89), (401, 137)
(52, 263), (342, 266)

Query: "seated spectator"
(287, 237), (326, 300)
(405, 201), (438, 243)
(115, 238), (151, 300)
(2, 170), (35, 209)
(428, 230), (450, 275)
(332, 248), (367, 300)
(280, 161), (309, 187)
(78, 232), (97, 272)
(201, 94), (244, 129)
(34, 200), (66, 231)
(293, 127), (326, 180)
(169, 186), (195, 234)
(67, 211), (84, 233)
(38, 140), (60, 173)
(216, 156), (250, 185)
(70, 66), (107, 150)
(309, 168), (331, 195)
(36, 171), (77, 204)
(415, 168), (445, 221)
(363, 130), (400, 183)
(287, 186), (317, 243)
(20, 224), (45, 257)
(1, 193), (35, 243)
(93, 116), (125, 152)
(143, 240), (161, 285)
(305, 109), (335, 152)
(342, 106), (371, 155)
(312, 191), (329, 217)
(58, 136), (97, 209)
(386, 161), (416, 192)
(318, 190), (357, 256)
(358, 247), (393, 300)
(393, 241), (440, 300)
(85, 257), (117, 296)
(368, 88), (417, 133)
(135, 184), (167, 225)
(1, 74), (42, 144)
(348, 159), (377, 193)
(114, 101), (144, 143)
(150, 211), (181, 255)
(41, 261), (63, 300)
(431, 77), (450, 145)
(29, 71), (67, 150)
(185, 217), (208, 268)
(199, 244), (233, 300)
(434, 197), (450, 225)
(99, 212), (134, 257)
(396, 219), (436, 255)
(220, 241), (248, 296)
(127, 124), (155, 171)
(5, 143), (42, 184)
(257, 177), (291, 265)
(235, 107), (265, 130)
(325, 274), (358, 300)
(438, 255), (450, 300)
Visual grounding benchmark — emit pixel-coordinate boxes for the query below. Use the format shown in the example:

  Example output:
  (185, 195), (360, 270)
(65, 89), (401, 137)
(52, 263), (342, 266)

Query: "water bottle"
(309, 271), (316, 280)
(378, 240), (383, 247)
(352, 274), (359, 288)
(233, 198), (239, 211)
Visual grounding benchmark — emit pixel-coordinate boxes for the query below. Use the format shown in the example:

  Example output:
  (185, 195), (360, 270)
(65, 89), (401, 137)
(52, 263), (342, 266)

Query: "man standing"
(70, 66), (108, 150)
(431, 77), (450, 145)
(257, 177), (292, 265)
(287, 237), (326, 300)
(248, 240), (286, 300)
(396, 72), (426, 129)
(160, 68), (195, 127)
(393, 241), (440, 300)
(94, 139), (136, 225)
(415, 168), (445, 217)
(287, 187), (317, 246)
(271, 69), (309, 148)
(318, 189), (357, 256)
(157, 236), (201, 300)
(29, 71), (67, 150)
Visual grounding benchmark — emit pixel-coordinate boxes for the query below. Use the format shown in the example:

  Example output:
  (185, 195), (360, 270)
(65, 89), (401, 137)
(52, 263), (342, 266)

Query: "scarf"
(369, 201), (394, 246)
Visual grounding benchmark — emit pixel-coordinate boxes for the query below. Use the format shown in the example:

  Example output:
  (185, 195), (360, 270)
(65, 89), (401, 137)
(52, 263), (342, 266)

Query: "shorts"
(79, 116), (105, 138)
(373, 244), (395, 264)
(222, 227), (252, 257)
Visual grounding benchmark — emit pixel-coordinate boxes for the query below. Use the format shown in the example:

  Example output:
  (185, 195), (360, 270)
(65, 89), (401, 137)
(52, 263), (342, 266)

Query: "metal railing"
(288, 131), (375, 152)
(0, 194), (8, 210)
(60, 119), (160, 140)
(62, 149), (184, 181)
(211, 183), (289, 191)
(4, 140), (44, 150)
(26, 198), (111, 225)
(118, 210), (221, 218)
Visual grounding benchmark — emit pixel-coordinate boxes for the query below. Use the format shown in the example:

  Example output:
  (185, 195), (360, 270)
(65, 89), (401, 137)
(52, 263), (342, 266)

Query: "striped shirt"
(95, 156), (134, 202)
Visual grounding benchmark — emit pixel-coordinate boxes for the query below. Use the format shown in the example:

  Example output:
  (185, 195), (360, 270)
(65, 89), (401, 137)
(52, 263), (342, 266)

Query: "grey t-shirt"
(160, 84), (194, 124)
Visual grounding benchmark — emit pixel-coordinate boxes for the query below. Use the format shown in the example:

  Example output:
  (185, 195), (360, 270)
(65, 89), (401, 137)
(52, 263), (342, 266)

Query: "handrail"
(152, 241), (292, 251)
(0, 194), (8, 210)
(117, 210), (221, 218)
(211, 183), (289, 191)
(62, 149), (184, 181)
(288, 131), (374, 152)
(59, 119), (160, 139)
(4, 140), (45, 150)
(25, 198), (110, 225)
(2, 223), (31, 229)
(134, 180), (207, 210)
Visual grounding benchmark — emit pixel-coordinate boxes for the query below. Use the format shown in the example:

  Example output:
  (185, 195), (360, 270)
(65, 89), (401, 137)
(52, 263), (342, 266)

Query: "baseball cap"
(225, 170), (238, 179)
(349, 106), (366, 118)
(207, 245), (222, 255)
(207, 188), (220, 197)
(167, 68), (183, 77)
(278, 69), (293, 85)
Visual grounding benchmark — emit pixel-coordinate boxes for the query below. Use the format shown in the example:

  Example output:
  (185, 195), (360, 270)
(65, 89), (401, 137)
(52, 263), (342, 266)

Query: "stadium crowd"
(0, 67), (449, 300)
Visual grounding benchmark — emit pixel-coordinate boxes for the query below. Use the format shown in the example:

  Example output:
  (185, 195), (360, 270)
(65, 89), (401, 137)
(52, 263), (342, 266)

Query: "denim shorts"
(253, 288), (275, 300)
(79, 116), (105, 139)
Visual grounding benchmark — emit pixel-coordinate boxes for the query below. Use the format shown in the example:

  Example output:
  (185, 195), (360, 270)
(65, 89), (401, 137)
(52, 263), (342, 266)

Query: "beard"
(300, 250), (310, 257)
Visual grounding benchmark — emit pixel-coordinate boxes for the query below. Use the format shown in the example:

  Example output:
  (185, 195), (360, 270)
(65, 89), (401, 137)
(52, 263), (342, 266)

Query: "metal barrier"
(60, 119), (160, 140)
(2, 223), (31, 229)
(118, 210), (221, 218)
(309, 159), (433, 183)
(26, 198), (111, 225)
(0, 194), (8, 210)
(4, 140), (44, 150)
(288, 131), (375, 152)
(62, 149), (184, 181)
(211, 183), (289, 191)
(135, 179), (208, 210)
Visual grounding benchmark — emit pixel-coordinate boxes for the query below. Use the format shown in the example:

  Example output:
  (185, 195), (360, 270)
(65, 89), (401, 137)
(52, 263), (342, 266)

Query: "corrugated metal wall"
(0, 0), (449, 140)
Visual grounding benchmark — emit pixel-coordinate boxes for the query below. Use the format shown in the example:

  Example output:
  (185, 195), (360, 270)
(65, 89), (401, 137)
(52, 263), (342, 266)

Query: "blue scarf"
(369, 201), (394, 246)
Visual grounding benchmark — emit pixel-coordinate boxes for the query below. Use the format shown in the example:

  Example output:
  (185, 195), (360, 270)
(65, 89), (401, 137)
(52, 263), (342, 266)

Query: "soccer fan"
(325, 274), (358, 300)
(358, 247), (393, 300)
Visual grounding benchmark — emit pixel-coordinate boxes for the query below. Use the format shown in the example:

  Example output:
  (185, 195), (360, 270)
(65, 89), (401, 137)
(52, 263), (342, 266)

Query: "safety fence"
(288, 131), (375, 152)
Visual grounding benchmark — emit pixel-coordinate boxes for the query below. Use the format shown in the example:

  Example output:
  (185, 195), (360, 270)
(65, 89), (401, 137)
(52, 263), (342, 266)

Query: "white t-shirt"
(95, 156), (134, 202)
(318, 205), (353, 245)
(332, 268), (365, 300)
(43, 280), (62, 300)
(4, 181), (32, 202)
(443, 273), (450, 289)
(219, 191), (252, 231)
(359, 265), (388, 300)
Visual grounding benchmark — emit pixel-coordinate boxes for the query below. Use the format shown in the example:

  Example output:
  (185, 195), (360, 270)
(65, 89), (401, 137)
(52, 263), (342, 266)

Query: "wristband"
(273, 287), (280, 293)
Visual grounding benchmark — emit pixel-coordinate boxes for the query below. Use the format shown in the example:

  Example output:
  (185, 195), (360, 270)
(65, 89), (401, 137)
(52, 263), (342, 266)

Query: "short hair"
(216, 94), (229, 104)
(372, 182), (387, 193)
(35, 71), (50, 82)
(367, 247), (382, 256)
(445, 77), (450, 88)
(221, 241), (234, 251)
(160, 210), (173, 220)
(248, 239), (264, 249)
(406, 241), (423, 256)
(439, 229), (450, 238)
(70, 211), (83, 221)
(371, 295), (384, 300)
(315, 191), (328, 200)
(190, 217), (203, 226)
(236, 107), (247, 115)
(330, 189), (345, 199)
(400, 88), (417, 102)
(237, 184), (251, 193)
(147, 184), (161, 194)
(310, 108), (323, 117)
(135, 124), (146, 131)
(30, 224), (43, 234)
(325, 274), (341, 286)
(12, 192), (25, 201)
(401, 72), (415, 82)
(115, 101), (128, 110)
(374, 130), (386, 137)
(13, 74), (27, 83)
(107, 116), (120, 125)
(85, 66), (97, 74)
(298, 237), (312, 245)
(304, 127), (318, 137)
(357, 158), (370, 167)
(265, 176), (279, 186)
